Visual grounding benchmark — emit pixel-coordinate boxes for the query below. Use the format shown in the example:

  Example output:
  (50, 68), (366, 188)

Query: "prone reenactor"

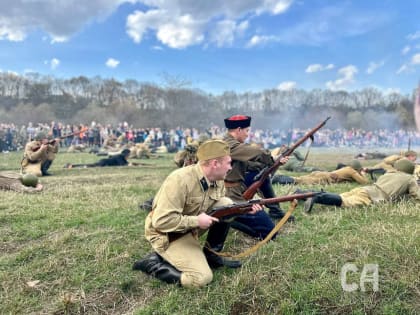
(272, 160), (369, 186)
(302, 159), (420, 213)
(368, 150), (417, 172)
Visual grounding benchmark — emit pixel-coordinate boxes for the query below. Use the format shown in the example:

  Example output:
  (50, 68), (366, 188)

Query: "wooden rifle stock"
(242, 117), (331, 200)
(209, 192), (317, 220)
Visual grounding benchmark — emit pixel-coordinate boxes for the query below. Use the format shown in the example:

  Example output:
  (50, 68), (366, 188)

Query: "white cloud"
(0, 1), (295, 48)
(326, 65), (358, 90)
(127, 1), (293, 48)
(0, 0), (127, 42)
(256, 0), (293, 15)
(246, 34), (279, 47)
(396, 64), (409, 74)
(51, 58), (60, 69)
(397, 53), (420, 74)
(209, 20), (248, 47)
(412, 53), (420, 65)
(106, 58), (120, 68)
(366, 60), (385, 74)
(277, 81), (296, 91)
(305, 63), (334, 73)
(407, 30), (420, 41)
(401, 45), (410, 55)
(44, 58), (60, 70)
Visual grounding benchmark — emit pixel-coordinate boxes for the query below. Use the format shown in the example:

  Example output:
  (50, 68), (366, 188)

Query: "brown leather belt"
(224, 181), (241, 188)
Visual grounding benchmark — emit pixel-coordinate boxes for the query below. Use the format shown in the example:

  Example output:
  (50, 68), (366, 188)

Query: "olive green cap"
(197, 139), (230, 161)
(350, 160), (363, 171)
(394, 159), (415, 174)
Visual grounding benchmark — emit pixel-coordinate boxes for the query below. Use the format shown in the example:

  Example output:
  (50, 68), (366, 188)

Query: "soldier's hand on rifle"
(197, 213), (219, 229)
(279, 156), (289, 165)
(248, 203), (263, 215)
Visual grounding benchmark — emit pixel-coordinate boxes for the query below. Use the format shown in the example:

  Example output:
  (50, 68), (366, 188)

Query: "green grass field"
(0, 149), (419, 315)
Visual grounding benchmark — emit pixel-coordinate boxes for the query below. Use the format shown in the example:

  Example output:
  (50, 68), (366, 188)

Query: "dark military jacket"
(223, 133), (274, 183)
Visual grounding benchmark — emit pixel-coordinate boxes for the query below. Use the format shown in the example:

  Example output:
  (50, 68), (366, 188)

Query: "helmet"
(350, 160), (363, 171)
(21, 173), (39, 187)
(394, 159), (415, 174)
(34, 131), (47, 141)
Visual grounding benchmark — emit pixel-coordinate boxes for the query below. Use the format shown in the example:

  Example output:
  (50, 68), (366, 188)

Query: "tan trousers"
(294, 172), (333, 185)
(340, 187), (372, 207)
(157, 232), (212, 288)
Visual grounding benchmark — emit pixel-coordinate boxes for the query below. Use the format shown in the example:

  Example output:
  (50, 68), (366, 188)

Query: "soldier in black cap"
(222, 114), (293, 240)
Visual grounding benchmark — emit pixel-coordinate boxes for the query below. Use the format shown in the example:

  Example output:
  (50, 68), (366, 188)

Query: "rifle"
(364, 168), (386, 181)
(242, 117), (331, 200)
(31, 127), (88, 152)
(209, 192), (318, 220)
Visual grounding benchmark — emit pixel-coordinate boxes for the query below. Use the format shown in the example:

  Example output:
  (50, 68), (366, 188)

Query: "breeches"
(157, 233), (212, 288)
(340, 187), (372, 207)
(232, 210), (275, 240)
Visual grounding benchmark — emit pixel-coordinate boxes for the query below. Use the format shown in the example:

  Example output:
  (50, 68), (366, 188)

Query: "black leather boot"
(204, 222), (241, 269)
(41, 160), (53, 176)
(133, 252), (181, 284)
(261, 181), (295, 222)
(304, 192), (343, 213)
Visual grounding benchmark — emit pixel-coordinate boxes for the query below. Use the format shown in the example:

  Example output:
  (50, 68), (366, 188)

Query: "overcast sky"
(0, 0), (419, 95)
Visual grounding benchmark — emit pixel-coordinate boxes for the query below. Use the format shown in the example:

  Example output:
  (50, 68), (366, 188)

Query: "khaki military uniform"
(293, 166), (369, 185)
(21, 140), (59, 176)
(67, 144), (86, 153)
(223, 133), (274, 201)
(415, 165), (420, 181)
(145, 163), (232, 288)
(372, 154), (403, 171)
(340, 170), (420, 207)
(173, 144), (199, 168)
(130, 143), (151, 159)
(0, 172), (41, 193)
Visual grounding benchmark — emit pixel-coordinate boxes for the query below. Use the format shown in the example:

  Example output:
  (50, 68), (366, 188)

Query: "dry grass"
(0, 148), (419, 314)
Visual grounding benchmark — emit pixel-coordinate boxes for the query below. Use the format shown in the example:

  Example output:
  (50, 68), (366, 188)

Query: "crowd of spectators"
(1, 120), (420, 153)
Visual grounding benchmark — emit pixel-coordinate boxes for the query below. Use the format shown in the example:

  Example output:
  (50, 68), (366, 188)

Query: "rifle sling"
(205, 200), (298, 259)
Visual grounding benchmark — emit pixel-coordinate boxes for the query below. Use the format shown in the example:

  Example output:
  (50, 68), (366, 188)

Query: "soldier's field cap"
(197, 139), (230, 161)
(395, 159), (415, 174)
(224, 115), (251, 129)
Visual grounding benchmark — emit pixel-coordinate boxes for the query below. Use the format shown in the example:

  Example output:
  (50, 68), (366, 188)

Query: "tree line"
(0, 72), (417, 131)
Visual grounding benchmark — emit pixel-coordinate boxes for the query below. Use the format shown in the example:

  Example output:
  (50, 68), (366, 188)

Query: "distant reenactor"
(67, 144), (87, 153)
(0, 172), (43, 193)
(273, 160), (369, 186)
(271, 146), (322, 173)
(64, 149), (137, 168)
(354, 151), (387, 160)
(21, 131), (60, 176)
(173, 134), (209, 167)
(369, 150), (417, 172)
(302, 159), (420, 213)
